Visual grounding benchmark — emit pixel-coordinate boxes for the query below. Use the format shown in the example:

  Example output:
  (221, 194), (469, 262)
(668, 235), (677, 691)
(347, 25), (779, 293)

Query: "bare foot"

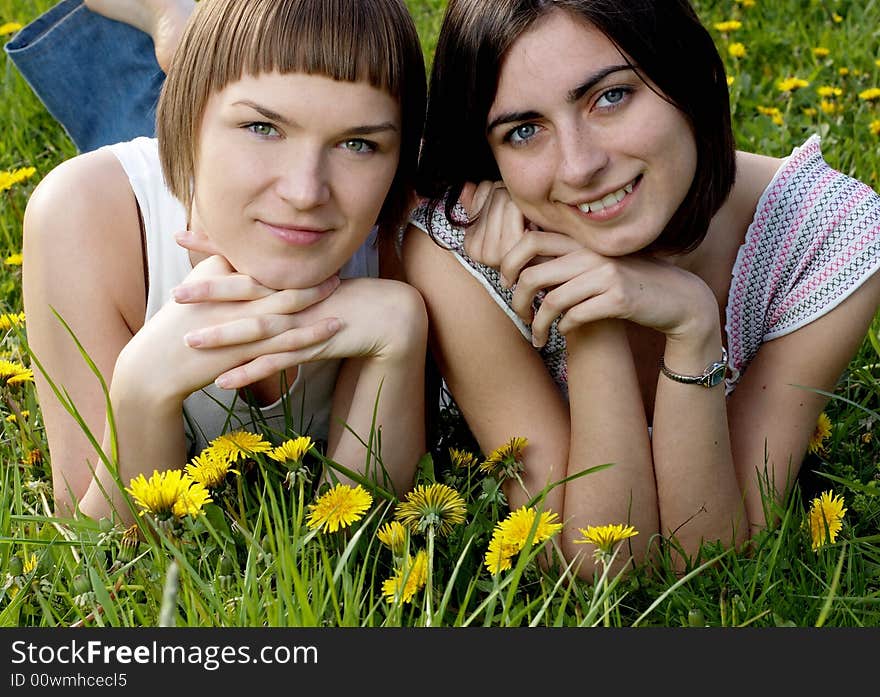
(84, 0), (195, 72)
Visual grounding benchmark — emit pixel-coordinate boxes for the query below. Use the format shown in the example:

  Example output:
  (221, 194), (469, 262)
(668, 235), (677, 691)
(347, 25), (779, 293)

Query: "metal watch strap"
(658, 347), (728, 388)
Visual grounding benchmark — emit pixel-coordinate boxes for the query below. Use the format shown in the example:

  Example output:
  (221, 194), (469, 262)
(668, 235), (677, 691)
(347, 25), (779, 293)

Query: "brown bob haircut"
(416, 0), (736, 254)
(157, 0), (426, 239)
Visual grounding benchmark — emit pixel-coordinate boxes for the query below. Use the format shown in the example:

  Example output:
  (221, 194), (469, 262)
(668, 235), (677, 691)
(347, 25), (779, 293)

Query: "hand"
(460, 181), (543, 283)
(184, 276), (428, 389)
(117, 251), (342, 400)
(502, 236), (718, 348)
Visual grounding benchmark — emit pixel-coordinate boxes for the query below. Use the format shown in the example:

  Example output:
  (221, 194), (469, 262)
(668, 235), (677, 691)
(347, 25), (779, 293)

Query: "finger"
(214, 331), (338, 389)
(556, 293), (621, 336)
(462, 181), (497, 260)
(510, 254), (592, 320)
(172, 272), (275, 303)
(501, 232), (587, 290)
(252, 275), (341, 315)
(175, 229), (224, 257)
(459, 181), (478, 217)
(530, 273), (602, 346)
(184, 312), (311, 348)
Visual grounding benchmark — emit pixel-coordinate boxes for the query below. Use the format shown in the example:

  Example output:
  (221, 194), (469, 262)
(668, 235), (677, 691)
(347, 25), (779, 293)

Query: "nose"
(556, 121), (609, 189)
(276, 146), (331, 209)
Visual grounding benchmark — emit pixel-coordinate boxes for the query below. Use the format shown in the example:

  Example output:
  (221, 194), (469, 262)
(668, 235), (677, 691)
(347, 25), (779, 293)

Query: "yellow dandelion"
(858, 87), (880, 101)
(831, 12), (843, 23)
(0, 312), (25, 331)
(820, 99), (843, 115)
(395, 483), (467, 536)
(817, 86), (843, 98)
(574, 523), (639, 556)
(498, 506), (563, 548)
(876, 60), (880, 69)
(728, 42), (746, 59)
(812, 47), (830, 58)
(382, 550), (428, 604)
(480, 436), (528, 478)
(871, 120), (880, 136)
(0, 22), (23, 36)
(269, 435), (313, 464)
(449, 447), (478, 469)
(22, 553), (38, 575)
(802, 107), (818, 117)
(0, 167), (36, 193)
(757, 105), (784, 126)
(208, 429), (272, 461)
(807, 411), (833, 455)
(727, 76), (735, 87)
(777, 77), (810, 92)
(483, 506), (563, 575)
(306, 483), (372, 533)
(185, 448), (239, 489)
(713, 20), (742, 33)
(734, 0), (755, 6)
(377, 520), (408, 554)
(838, 67), (850, 76)
(24, 449), (42, 467)
(808, 490), (846, 551)
(126, 469), (212, 520)
(484, 533), (519, 574)
(6, 410), (29, 423)
(4, 253), (23, 267)
(0, 359), (33, 385)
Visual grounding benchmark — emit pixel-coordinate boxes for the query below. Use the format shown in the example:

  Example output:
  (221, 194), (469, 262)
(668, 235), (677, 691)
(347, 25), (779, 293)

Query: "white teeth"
(577, 179), (635, 214)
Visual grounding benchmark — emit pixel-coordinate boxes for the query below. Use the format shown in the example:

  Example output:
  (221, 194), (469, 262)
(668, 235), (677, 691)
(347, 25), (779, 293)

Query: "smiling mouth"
(576, 175), (641, 214)
(259, 220), (331, 246)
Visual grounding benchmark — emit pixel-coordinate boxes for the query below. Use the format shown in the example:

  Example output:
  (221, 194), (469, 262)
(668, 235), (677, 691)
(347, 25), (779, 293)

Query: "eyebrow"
(486, 64), (634, 134)
(232, 100), (399, 134)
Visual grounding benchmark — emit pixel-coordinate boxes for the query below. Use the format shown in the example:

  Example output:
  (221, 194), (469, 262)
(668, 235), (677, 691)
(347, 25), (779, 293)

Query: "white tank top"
(103, 137), (379, 456)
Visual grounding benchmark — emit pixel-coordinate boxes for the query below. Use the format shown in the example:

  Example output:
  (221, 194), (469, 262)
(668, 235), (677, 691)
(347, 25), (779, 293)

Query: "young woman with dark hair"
(402, 0), (880, 577)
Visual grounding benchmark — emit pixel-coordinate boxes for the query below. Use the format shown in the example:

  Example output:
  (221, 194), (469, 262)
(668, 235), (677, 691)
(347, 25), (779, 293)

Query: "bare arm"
(402, 228), (660, 578)
(727, 272), (880, 532)
(22, 151), (162, 518)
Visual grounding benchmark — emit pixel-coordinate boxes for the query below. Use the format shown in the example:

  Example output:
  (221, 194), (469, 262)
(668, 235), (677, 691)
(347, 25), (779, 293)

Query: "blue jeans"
(4, 0), (165, 152)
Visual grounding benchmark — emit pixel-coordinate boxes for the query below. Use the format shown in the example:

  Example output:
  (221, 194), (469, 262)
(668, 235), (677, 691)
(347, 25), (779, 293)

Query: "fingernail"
(327, 318), (343, 332)
(532, 336), (543, 348)
(184, 332), (203, 348)
(500, 275), (510, 289)
(215, 375), (232, 389)
(171, 286), (191, 302)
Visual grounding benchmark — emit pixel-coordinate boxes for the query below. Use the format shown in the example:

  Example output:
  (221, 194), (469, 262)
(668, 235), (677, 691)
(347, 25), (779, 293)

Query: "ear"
(174, 228), (224, 257)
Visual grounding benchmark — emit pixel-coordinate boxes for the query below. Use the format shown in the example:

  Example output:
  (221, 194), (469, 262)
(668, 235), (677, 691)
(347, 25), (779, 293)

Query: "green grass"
(1, 0), (880, 628)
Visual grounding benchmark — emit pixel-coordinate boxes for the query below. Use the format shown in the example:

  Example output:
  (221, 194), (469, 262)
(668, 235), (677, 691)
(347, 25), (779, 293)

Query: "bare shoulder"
(23, 149), (145, 326)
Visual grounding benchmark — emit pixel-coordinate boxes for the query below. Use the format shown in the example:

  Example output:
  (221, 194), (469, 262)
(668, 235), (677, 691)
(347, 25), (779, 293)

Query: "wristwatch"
(659, 347), (728, 388)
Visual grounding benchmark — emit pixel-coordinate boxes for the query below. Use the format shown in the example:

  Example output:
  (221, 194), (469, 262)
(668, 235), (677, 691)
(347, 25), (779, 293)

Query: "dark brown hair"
(157, 0), (426, 239)
(417, 0), (736, 253)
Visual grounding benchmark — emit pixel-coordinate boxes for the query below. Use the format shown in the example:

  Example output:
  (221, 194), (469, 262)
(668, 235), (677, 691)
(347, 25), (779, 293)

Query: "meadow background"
(1, 0), (880, 628)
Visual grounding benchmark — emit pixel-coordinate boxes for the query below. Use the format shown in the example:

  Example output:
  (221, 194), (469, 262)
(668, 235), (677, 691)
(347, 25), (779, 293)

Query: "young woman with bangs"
(15, 0), (429, 523)
(402, 0), (880, 577)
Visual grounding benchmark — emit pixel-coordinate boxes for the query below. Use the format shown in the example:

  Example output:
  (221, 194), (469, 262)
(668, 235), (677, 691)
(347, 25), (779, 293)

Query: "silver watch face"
(706, 362), (727, 387)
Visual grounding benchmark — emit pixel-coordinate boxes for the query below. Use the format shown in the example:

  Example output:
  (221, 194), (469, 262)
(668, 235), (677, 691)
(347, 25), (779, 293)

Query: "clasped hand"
(460, 181), (718, 348)
(116, 229), (421, 402)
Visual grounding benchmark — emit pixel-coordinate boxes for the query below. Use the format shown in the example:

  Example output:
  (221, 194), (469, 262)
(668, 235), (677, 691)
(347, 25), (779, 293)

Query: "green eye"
(341, 139), (376, 153)
(247, 122), (278, 137)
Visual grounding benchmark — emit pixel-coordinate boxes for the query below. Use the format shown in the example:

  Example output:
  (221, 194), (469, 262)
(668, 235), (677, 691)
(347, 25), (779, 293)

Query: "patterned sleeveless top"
(408, 135), (880, 396)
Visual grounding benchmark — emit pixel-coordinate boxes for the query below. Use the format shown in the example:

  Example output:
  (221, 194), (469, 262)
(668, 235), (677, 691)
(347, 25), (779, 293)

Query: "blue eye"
(340, 139), (376, 154)
(507, 123), (539, 145)
(246, 122), (279, 137)
(595, 87), (630, 109)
